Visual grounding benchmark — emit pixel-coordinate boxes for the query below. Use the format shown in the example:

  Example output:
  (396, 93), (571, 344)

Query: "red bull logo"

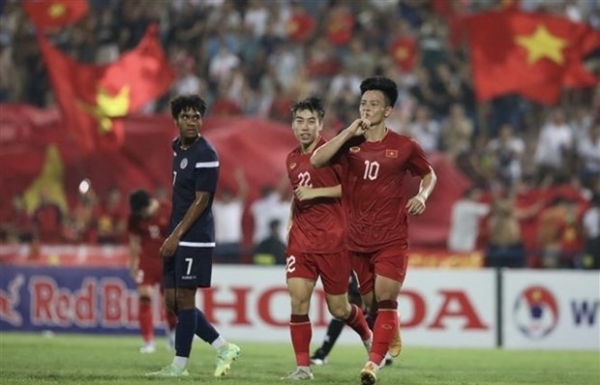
(0, 274), (24, 326)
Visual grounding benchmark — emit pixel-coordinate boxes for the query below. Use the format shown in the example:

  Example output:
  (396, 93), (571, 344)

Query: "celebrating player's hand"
(294, 186), (316, 201)
(406, 195), (426, 216)
(160, 235), (179, 257)
(346, 117), (371, 137)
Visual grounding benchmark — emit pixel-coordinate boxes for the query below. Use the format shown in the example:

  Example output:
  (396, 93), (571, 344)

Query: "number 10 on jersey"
(363, 160), (379, 180)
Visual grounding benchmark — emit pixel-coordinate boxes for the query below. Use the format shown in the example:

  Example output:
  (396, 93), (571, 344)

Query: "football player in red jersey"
(128, 190), (177, 353)
(311, 77), (437, 385)
(282, 97), (372, 380)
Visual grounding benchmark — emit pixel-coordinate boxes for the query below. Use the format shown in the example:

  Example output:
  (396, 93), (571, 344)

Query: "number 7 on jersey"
(185, 257), (193, 275)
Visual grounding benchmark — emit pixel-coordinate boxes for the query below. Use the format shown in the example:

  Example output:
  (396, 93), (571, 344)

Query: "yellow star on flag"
(79, 86), (131, 134)
(48, 3), (67, 19)
(395, 47), (408, 60)
(515, 25), (568, 65)
(23, 144), (68, 215)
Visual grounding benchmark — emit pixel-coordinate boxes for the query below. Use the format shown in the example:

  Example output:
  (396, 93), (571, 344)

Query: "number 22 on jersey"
(297, 171), (312, 187)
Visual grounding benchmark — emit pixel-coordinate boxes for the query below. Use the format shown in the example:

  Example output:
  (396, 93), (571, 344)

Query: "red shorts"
(351, 246), (408, 296)
(136, 257), (163, 286)
(285, 251), (351, 295)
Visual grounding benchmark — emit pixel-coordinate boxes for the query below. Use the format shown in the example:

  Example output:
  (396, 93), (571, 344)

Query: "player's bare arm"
(294, 185), (341, 201)
(128, 234), (141, 277)
(406, 168), (437, 216)
(160, 191), (212, 257)
(311, 120), (368, 168)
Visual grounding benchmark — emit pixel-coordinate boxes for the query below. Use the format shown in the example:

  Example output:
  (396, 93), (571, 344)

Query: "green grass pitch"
(0, 333), (598, 385)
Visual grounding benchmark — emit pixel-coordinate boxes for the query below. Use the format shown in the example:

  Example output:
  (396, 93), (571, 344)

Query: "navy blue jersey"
(169, 136), (219, 246)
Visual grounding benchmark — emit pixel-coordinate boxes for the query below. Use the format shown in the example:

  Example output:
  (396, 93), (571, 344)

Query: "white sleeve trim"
(195, 161), (220, 168)
(178, 241), (216, 247)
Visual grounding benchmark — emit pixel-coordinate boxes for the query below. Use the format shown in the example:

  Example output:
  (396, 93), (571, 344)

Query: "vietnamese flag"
(326, 7), (355, 47)
(563, 28), (600, 88)
(287, 11), (315, 44)
(37, 25), (175, 151)
(466, 11), (599, 105)
(389, 36), (417, 72)
(23, 0), (88, 30)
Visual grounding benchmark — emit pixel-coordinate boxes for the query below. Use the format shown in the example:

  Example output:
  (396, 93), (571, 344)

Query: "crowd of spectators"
(0, 0), (599, 268)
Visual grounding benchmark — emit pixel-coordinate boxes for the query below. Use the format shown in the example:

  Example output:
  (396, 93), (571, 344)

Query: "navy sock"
(366, 311), (376, 330)
(319, 318), (345, 356)
(195, 308), (220, 344)
(175, 309), (197, 357)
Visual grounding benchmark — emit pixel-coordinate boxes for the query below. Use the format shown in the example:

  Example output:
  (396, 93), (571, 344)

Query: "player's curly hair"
(291, 96), (325, 122)
(170, 94), (207, 119)
(360, 76), (398, 107)
(129, 189), (151, 216)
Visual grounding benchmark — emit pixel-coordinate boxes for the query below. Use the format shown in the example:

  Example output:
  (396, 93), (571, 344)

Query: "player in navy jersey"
(311, 77), (437, 385)
(282, 97), (372, 380)
(147, 95), (240, 378)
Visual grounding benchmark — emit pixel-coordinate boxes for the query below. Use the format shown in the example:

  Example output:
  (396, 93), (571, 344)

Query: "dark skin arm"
(159, 191), (212, 257)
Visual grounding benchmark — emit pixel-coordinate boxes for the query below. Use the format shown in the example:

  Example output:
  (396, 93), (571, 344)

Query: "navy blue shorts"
(163, 246), (213, 288)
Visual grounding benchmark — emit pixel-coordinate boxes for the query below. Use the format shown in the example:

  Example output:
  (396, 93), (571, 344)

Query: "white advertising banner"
(399, 269), (496, 348)
(197, 266), (496, 348)
(502, 270), (600, 350)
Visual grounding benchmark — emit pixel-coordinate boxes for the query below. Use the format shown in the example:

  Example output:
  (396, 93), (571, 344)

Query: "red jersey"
(287, 138), (345, 254)
(33, 203), (63, 243)
(333, 130), (431, 252)
(127, 202), (171, 259)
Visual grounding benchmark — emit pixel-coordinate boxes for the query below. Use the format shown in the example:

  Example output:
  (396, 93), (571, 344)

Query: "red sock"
(139, 297), (153, 343)
(165, 308), (177, 332)
(344, 304), (372, 341)
(290, 314), (312, 366)
(369, 300), (398, 365)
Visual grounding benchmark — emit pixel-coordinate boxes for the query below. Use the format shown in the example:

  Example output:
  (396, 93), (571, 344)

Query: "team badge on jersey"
(385, 149), (398, 158)
(290, 162), (297, 170)
(349, 146), (360, 153)
(180, 158), (188, 169)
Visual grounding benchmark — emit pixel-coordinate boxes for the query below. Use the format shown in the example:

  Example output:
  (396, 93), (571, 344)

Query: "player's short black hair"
(269, 219), (281, 230)
(129, 189), (151, 214)
(291, 96), (325, 122)
(359, 76), (398, 107)
(170, 94), (207, 119)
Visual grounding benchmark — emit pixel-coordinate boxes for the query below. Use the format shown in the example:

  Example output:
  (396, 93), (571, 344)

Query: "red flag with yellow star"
(37, 25), (174, 151)
(23, 0), (88, 29)
(466, 11), (599, 104)
(389, 36), (417, 73)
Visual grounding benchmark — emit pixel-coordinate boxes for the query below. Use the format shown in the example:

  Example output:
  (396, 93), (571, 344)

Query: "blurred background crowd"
(1, 0), (599, 269)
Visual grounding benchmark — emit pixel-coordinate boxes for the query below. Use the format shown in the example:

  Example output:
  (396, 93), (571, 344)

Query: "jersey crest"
(180, 158), (188, 169)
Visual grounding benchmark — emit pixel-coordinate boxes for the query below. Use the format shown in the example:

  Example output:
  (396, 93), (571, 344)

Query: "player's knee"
(375, 289), (399, 302)
(328, 303), (350, 319)
(290, 295), (309, 307)
(326, 295), (351, 319)
(290, 294), (310, 314)
(175, 288), (196, 309)
(374, 280), (400, 301)
(164, 296), (176, 314)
